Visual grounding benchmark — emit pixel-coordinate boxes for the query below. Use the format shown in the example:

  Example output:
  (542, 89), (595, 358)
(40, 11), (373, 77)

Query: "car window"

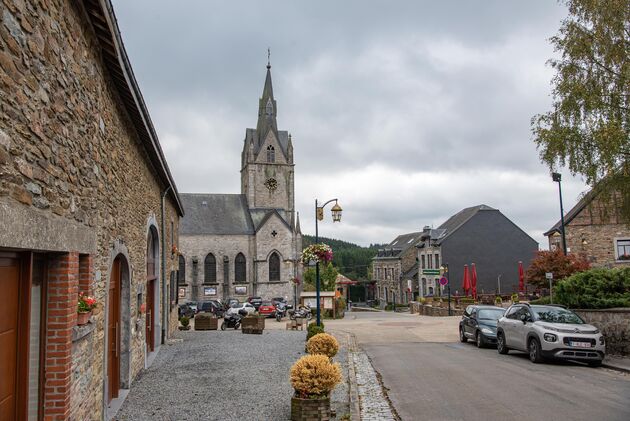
(505, 306), (521, 319)
(464, 306), (472, 316)
(478, 309), (504, 320)
(470, 309), (477, 319)
(531, 306), (584, 324)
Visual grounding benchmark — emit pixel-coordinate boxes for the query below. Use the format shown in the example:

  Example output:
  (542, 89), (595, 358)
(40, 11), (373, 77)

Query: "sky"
(111, 0), (589, 247)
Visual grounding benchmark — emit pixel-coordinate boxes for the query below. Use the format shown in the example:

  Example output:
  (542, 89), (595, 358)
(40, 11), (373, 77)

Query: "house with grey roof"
(417, 205), (538, 298)
(178, 62), (302, 305)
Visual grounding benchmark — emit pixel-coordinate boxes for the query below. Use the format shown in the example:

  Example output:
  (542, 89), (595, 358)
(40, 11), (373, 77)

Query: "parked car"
(225, 298), (240, 309)
(226, 302), (256, 316)
(271, 296), (293, 310)
(198, 301), (224, 317)
(184, 301), (198, 314)
(248, 296), (263, 310)
(496, 303), (605, 366)
(178, 303), (195, 319)
(459, 305), (505, 348)
(258, 301), (277, 317)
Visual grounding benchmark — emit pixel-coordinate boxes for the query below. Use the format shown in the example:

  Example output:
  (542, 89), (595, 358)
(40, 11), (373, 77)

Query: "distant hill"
(302, 235), (385, 281)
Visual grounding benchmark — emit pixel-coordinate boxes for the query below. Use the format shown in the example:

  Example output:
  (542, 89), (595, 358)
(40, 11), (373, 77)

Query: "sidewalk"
(603, 355), (630, 373)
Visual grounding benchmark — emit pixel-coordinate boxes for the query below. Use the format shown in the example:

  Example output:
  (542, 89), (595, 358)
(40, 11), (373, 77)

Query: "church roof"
(245, 128), (290, 158)
(180, 194), (254, 235)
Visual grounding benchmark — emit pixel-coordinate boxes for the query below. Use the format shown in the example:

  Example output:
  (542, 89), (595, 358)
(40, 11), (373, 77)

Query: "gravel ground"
(115, 327), (349, 421)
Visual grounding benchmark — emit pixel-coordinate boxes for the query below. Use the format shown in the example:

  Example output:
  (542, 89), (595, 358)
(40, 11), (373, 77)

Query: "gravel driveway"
(114, 327), (348, 421)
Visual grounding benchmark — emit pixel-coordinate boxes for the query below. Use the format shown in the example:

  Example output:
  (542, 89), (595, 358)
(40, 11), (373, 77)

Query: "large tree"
(525, 250), (591, 288)
(532, 0), (630, 221)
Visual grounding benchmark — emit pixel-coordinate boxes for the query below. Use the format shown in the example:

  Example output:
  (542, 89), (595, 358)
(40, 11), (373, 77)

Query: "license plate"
(570, 341), (591, 348)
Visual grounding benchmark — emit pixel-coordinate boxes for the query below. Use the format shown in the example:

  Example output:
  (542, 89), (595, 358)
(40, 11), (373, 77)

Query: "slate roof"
(249, 208), (292, 231)
(435, 204), (496, 244)
(180, 194), (254, 235)
(375, 231), (422, 259)
(245, 128), (290, 159)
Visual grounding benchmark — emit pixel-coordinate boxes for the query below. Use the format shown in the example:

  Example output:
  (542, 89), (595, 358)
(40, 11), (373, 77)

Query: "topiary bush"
(554, 267), (630, 309)
(290, 354), (342, 399)
(306, 333), (339, 358)
(306, 321), (325, 341)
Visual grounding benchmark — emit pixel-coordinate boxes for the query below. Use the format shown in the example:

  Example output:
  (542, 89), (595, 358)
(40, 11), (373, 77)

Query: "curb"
(602, 362), (630, 374)
(346, 333), (361, 421)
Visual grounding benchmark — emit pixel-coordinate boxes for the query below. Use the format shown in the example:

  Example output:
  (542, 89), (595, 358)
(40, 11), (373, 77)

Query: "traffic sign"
(439, 276), (448, 286)
(422, 269), (441, 275)
(545, 272), (553, 280)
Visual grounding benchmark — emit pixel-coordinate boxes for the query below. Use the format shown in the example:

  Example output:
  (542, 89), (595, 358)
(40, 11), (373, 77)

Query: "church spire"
(256, 52), (277, 143)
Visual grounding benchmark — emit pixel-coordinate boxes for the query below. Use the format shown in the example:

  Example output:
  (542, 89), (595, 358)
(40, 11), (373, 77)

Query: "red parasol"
(471, 263), (478, 299)
(462, 264), (471, 296)
(518, 261), (525, 294)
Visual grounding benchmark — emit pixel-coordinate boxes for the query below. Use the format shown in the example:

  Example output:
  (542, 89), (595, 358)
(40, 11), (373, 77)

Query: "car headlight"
(599, 336), (605, 345)
(543, 333), (557, 342)
(481, 328), (493, 335)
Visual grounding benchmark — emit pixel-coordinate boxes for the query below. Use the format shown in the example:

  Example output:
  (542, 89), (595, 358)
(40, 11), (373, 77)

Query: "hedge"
(554, 267), (630, 309)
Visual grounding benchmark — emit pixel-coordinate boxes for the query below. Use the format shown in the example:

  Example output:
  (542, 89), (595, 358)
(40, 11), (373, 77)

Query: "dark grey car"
(459, 305), (505, 348)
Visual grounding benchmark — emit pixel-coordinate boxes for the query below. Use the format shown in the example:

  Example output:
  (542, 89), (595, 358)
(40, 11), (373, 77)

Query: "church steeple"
(256, 56), (278, 144)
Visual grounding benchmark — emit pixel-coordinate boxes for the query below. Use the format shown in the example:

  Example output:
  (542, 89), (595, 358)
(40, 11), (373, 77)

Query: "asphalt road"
(347, 312), (630, 421)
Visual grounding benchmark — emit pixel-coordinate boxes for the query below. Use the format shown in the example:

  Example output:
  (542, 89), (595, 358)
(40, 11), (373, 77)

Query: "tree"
(302, 263), (339, 292)
(525, 250), (591, 288)
(531, 0), (630, 221)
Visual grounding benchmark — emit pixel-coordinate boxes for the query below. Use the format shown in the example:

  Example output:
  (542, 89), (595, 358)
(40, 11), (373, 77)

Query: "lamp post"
(315, 198), (342, 326)
(552, 172), (568, 256)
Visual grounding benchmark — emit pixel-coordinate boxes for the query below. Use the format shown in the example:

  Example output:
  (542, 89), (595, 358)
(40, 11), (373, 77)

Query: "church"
(178, 61), (303, 305)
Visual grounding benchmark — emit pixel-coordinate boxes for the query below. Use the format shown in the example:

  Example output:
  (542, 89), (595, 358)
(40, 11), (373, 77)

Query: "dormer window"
(267, 145), (275, 163)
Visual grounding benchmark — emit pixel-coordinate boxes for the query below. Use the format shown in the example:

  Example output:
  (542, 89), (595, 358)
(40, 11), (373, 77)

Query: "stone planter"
(77, 311), (91, 326)
(178, 325), (191, 331)
(291, 396), (331, 421)
(242, 315), (265, 334)
(194, 313), (218, 330)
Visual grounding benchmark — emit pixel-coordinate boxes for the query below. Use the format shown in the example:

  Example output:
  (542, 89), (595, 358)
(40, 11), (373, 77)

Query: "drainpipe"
(161, 185), (171, 345)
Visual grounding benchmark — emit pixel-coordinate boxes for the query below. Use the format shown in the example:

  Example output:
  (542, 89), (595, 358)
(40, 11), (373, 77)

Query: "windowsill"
(178, 283), (188, 286)
(266, 281), (288, 284)
(615, 260), (630, 263)
(203, 282), (219, 285)
(72, 321), (96, 342)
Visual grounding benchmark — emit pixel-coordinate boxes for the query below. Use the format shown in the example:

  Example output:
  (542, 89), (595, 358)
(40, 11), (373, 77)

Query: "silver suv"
(496, 303), (605, 366)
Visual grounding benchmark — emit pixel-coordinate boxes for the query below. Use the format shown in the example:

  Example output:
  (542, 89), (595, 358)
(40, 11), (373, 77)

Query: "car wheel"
(528, 338), (544, 363)
(220, 322), (226, 331)
(497, 332), (509, 354)
(476, 331), (485, 348)
(459, 327), (467, 343)
(588, 360), (602, 367)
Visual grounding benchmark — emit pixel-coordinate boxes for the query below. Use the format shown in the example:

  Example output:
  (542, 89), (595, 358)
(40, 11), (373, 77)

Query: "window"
(421, 255), (425, 269)
(428, 254), (433, 269)
(178, 255), (185, 284)
(204, 253), (216, 283)
(505, 305), (522, 319)
(269, 252), (280, 281)
(267, 145), (275, 163)
(434, 253), (440, 268)
(615, 238), (630, 261)
(235, 253), (246, 284)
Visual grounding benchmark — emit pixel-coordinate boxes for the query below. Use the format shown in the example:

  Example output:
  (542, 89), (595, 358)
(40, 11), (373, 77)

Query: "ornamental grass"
(306, 333), (339, 358)
(290, 354), (342, 399)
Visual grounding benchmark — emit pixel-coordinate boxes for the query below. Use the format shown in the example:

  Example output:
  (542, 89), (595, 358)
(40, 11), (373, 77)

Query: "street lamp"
(315, 198), (342, 326)
(551, 172), (568, 255)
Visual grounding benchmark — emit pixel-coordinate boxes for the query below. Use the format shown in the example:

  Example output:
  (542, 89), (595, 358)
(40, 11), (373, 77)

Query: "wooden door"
(107, 258), (121, 402)
(0, 255), (20, 420)
(146, 280), (155, 352)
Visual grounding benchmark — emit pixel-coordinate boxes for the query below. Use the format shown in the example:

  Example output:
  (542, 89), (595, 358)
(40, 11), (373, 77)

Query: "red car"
(258, 300), (276, 317)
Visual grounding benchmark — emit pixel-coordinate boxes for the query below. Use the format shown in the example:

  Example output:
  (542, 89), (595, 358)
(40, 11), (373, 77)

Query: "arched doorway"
(107, 256), (122, 402)
(146, 227), (159, 354)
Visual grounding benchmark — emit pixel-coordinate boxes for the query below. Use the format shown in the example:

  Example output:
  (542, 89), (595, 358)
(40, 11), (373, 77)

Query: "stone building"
(373, 232), (422, 305)
(178, 62), (302, 305)
(0, 1), (183, 419)
(417, 205), (538, 297)
(544, 190), (630, 267)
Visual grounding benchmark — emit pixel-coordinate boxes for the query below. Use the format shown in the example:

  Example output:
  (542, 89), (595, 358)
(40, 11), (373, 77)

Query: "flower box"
(241, 315), (265, 334)
(194, 313), (218, 330)
(291, 396), (331, 421)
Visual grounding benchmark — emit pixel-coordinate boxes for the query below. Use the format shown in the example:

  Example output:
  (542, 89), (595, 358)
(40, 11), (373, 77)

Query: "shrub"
(494, 296), (503, 306)
(525, 250), (590, 288)
(306, 333), (339, 358)
(307, 321), (325, 341)
(290, 354), (342, 399)
(530, 295), (552, 305)
(511, 293), (519, 303)
(554, 267), (630, 309)
(179, 316), (190, 327)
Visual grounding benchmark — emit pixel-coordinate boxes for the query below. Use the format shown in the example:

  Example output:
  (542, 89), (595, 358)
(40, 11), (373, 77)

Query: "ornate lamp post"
(552, 172), (568, 255)
(315, 199), (342, 326)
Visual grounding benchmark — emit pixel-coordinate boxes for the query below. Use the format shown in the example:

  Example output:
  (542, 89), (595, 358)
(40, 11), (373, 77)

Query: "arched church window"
(204, 253), (216, 283)
(267, 145), (275, 163)
(269, 252), (280, 282)
(178, 254), (185, 284)
(235, 253), (246, 284)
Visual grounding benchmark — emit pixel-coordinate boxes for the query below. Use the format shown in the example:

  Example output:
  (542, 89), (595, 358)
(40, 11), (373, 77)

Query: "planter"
(291, 396), (331, 421)
(178, 325), (191, 331)
(242, 315), (265, 334)
(194, 313), (218, 330)
(77, 311), (92, 326)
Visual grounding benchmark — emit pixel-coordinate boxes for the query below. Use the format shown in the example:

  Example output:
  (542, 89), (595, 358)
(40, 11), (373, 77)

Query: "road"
(327, 311), (630, 421)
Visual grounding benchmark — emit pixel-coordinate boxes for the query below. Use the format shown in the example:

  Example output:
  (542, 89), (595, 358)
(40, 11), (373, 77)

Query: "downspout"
(161, 185), (172, 345)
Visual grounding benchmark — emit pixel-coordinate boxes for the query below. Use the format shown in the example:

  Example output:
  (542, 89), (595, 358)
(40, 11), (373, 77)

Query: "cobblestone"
(352, 352), (396, 421)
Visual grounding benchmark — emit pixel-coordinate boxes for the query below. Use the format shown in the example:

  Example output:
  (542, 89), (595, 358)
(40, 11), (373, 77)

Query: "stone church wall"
(255, 214), (297, 300)
(0, 1), (180, 419)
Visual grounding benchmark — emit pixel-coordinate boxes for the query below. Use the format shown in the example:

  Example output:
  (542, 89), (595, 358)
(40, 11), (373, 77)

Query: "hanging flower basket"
(301, 244), (333, 265)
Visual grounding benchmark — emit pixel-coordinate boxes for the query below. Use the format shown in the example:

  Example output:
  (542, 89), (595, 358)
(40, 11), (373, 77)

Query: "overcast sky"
(111, 0), (588, 247)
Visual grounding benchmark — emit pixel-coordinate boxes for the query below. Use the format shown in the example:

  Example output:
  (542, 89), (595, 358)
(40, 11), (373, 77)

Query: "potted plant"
(290, 354), (342, 421)
(179, 316), (191, 331)
(194, 312), (218, 330)
(241, 312), (265, 334)
(306, 333), (339, 360)
(301, 243), (333, 265)
(494, 296), (503, 306)
(77, 292), (96, 325)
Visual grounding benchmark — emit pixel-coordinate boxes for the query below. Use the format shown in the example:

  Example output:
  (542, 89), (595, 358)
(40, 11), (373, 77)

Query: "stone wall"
(410, 301), (464, 317)
(574, 308), (630, 356)
(0, 1), (181, 419)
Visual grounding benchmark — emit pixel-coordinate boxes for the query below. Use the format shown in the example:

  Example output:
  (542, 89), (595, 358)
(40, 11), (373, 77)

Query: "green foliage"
(531, 0), (630, 222)
(302, 263), (338, 292)
(530, 295), (552, 305)
(525, 250), (591, 288)
(306, 321), (325, 341)
(494, 296), (503, 306)
(554, 267), (630, 309)
(179, 316), (190, 327)
(303, 235), (384, 280)
(511, 293), (519, 303)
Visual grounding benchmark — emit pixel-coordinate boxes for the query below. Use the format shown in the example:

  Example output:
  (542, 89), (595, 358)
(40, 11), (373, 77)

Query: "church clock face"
(264, 178), (278, 193)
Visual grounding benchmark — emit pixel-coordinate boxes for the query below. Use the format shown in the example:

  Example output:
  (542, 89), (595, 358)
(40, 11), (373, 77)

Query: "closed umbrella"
(518, 261), (525, 294)
(471, 263), (478, 300)
(462, 264), (471, 296)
